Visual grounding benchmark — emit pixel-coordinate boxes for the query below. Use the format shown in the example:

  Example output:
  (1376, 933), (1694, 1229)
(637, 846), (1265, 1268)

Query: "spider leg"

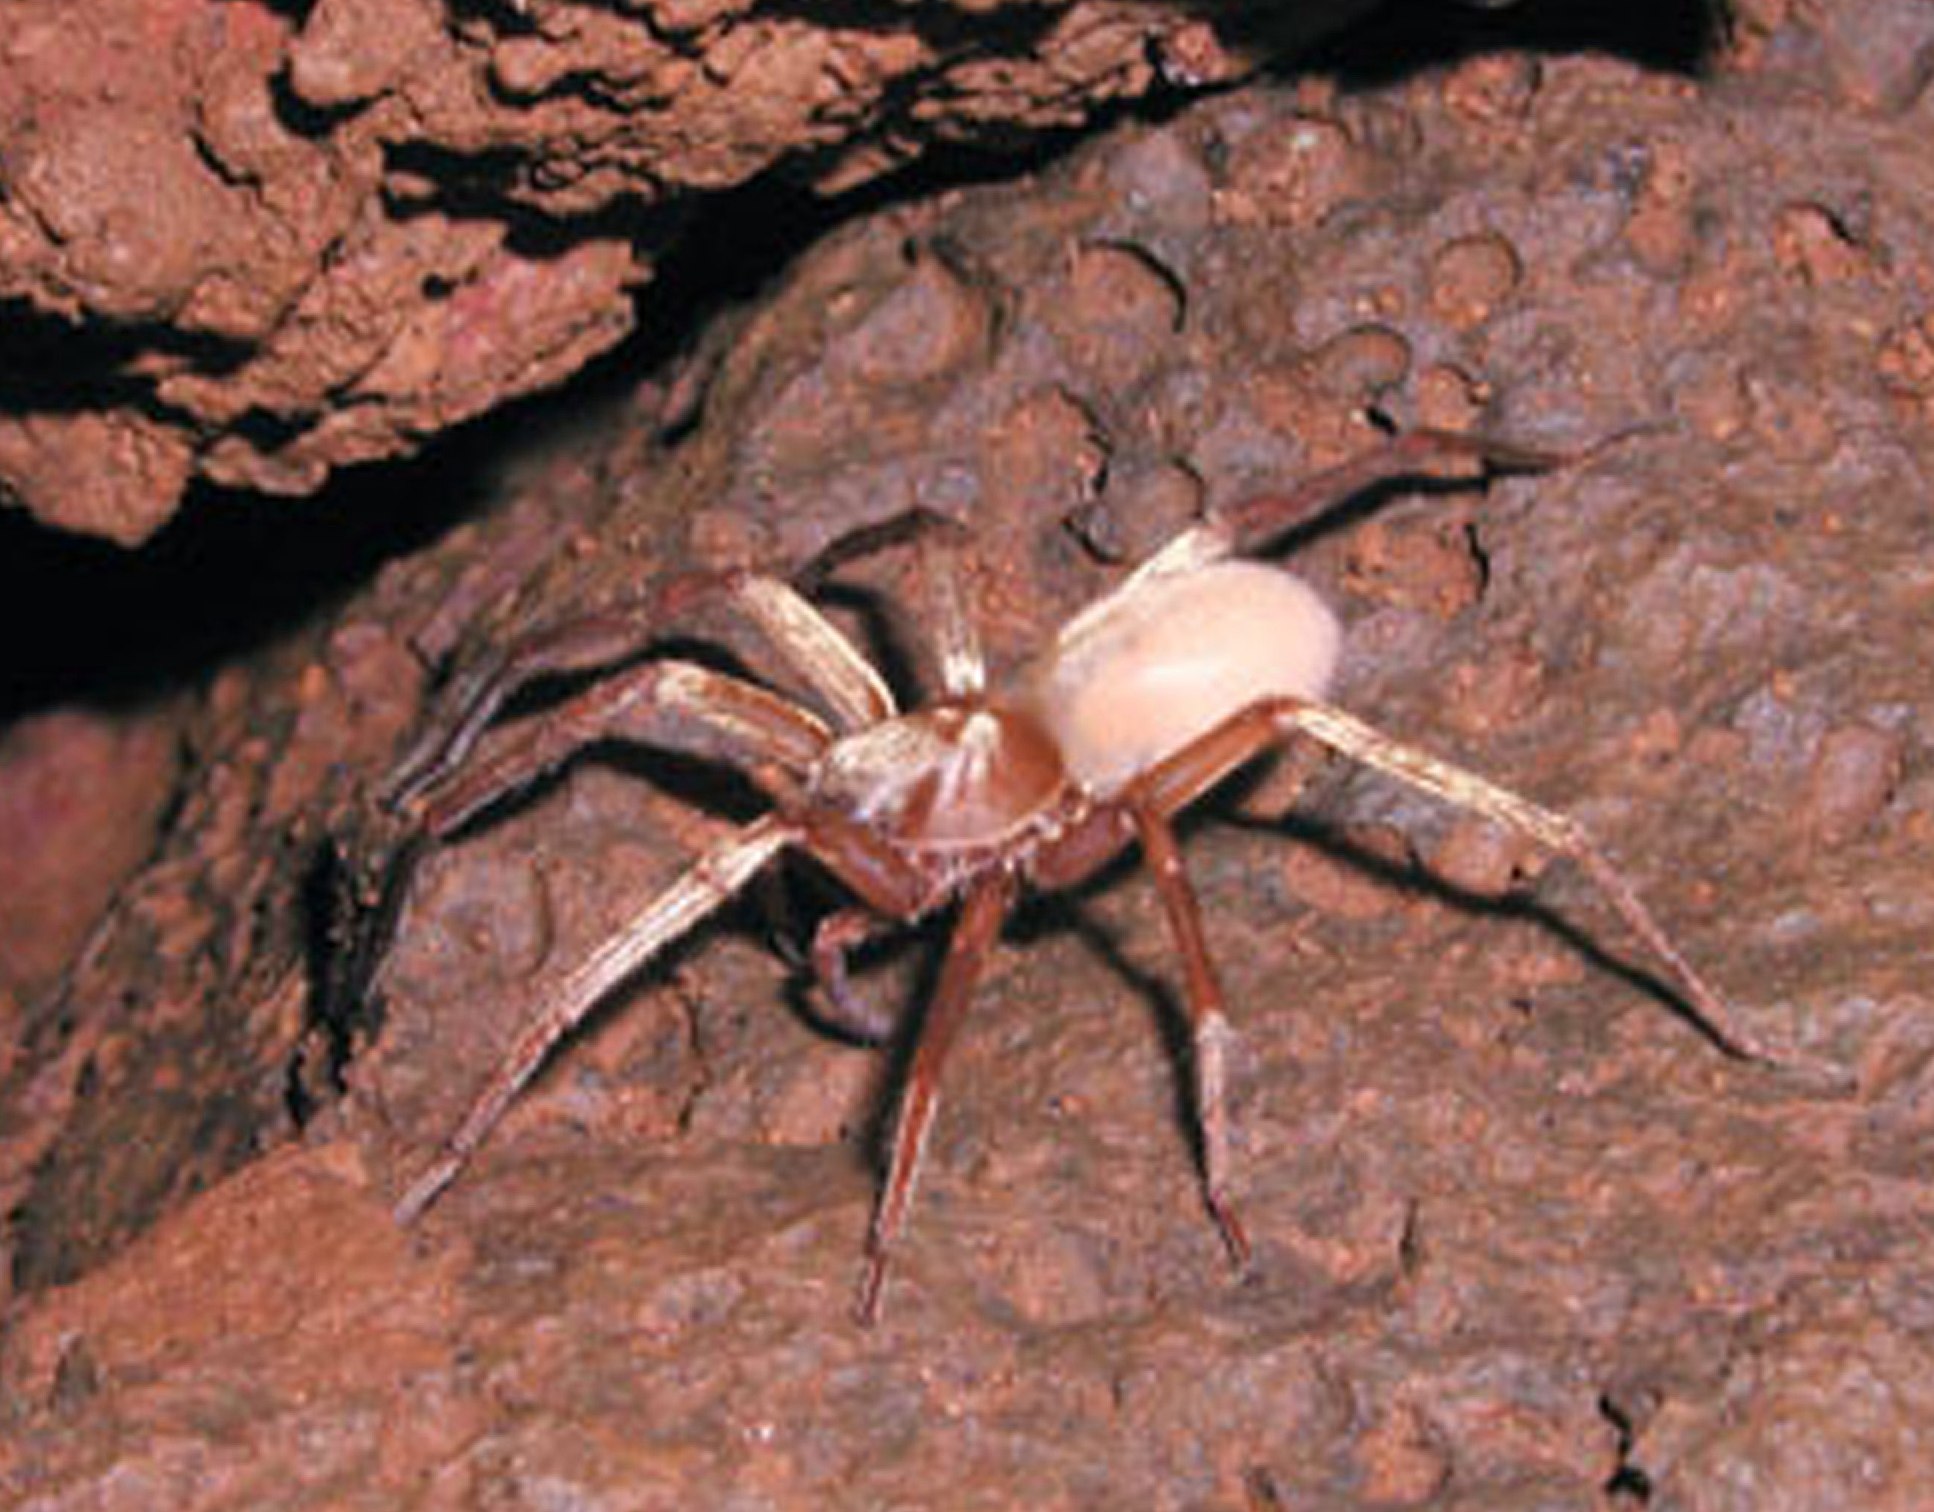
(1134, 429), (1566, 585)
(726, 574), (897, 731)
(407, 660), (831, 838)
(387, 571), (891, 812)
(387, 602), (672, 812)
(1131, 696), (1772, 1062)
(908, 510), (990, 699)
(919, 518), (984, 698)
(354, 664), (828, 1139)
(855, 869), (1015, 1326)
(1128, 805), (1252, 1272)
(394, 814), (801, 1224)
(345, 648), (807, 1056)
(1265, 700), (1773, 1060)
(793, 505), (987, 698)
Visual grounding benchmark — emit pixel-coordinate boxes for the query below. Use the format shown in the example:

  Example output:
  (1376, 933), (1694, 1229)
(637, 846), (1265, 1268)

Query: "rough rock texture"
(0, 707), (184, 1004)
(8, 4), (1934, 1508)
(0, 0), (1371, 543)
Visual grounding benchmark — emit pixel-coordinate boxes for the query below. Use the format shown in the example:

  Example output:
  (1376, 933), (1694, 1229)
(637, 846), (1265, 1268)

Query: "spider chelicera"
(376, 428), (1770, 1323)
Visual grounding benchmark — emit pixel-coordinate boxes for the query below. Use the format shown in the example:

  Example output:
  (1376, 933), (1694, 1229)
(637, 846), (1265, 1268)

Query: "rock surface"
(7, 5), (1934, 1508)
(0, 0), (1368, 542)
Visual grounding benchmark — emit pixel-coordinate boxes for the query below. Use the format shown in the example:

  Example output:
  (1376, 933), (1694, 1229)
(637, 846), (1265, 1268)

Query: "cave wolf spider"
(379, 428), (1771, 1323)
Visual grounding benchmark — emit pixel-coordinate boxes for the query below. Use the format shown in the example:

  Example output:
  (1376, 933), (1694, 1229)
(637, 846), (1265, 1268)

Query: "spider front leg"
(387, 662), (838, 1219)
(387, 601), (676, 813)
(394, 814), (802, 1223)
(411, 659), (833, 838)
(796, 505), (987, 698)
(854, 870), (1016, 1325)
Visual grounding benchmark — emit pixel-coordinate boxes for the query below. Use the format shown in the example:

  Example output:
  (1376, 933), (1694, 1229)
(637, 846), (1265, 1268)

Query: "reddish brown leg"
(1126, 695), (1773, 1062)
(407, 660), (831, 838)
(1025, 802), (1137, 892)
(1129, 805), (1252, 1271)
(797, 808), (948, 924)
(855, 870), (1015, 1325)
(1209, 428), (1565, 557)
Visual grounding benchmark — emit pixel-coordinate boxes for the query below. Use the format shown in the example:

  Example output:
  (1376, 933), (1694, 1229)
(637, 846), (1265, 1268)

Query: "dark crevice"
(291, 834), (388, 1127)
(0, 456), (483, 721)
(0, 142), (1063, 724)
(1305, 0), (1726, 83)
(0, 299), (252, 407)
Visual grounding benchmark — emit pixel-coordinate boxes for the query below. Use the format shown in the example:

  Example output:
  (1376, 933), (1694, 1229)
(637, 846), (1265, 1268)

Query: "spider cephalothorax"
(374, 429), (1771, 1323)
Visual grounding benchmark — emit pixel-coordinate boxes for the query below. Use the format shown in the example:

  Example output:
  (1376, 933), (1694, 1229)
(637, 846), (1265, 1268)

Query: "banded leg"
(1265, 699), (1772, 1059)
(388, 570), (891, 811)
(914, 515), (984, 698)
(1132, 429), (1566, 587)
(856, 870), (1015, 1325)
(725, 573), (897, 731)
(1128, 805), (1251, 1270)
(408, 660), (832, 838)
(795, 505), (986, 698)
(1129, 695), (1770, 1062)
(394, 815), (800, 1223)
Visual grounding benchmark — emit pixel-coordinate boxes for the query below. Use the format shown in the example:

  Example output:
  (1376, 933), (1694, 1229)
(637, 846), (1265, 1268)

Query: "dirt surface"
(0, 0), (1371, 543)
(7, 4), (1934, 1508)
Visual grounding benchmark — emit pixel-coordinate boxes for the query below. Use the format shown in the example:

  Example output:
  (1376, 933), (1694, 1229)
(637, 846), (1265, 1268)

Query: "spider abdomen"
(809, 703), (1070, 850)
(1023, 559), (1341, 797)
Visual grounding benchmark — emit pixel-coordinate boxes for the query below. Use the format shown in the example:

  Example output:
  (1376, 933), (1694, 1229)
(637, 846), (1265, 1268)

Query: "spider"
(376, 428), (1771, 1324)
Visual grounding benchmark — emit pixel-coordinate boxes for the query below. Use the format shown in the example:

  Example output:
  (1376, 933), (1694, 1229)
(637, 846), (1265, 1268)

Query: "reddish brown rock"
(0, 705), (183, 1002)
(0, 0), (1371, 542)
(1801, 723), (1905, 847)
(6, 8), (1934, 1509)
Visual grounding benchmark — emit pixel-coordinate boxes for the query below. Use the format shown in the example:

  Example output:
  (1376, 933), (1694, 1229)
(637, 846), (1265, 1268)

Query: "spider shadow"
(1216, 801), (1748, 1060)
(1007, 870), (1205, 1166)
(1266, 466), (1513, 563)
(980, 780), (1748, 1184)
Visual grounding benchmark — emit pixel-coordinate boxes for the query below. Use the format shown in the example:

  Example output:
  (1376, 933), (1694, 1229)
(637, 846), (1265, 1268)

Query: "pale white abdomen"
(1021, 559), (1341, 797)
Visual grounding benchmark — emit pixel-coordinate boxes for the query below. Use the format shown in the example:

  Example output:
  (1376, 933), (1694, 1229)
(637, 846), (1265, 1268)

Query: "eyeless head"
(812, 703), (1069, 849)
